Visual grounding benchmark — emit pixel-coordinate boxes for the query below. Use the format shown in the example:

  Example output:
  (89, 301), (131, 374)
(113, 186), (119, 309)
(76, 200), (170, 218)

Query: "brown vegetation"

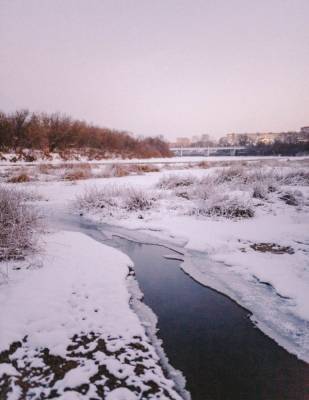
(7, 173), (31, 183)
(63, 169), (92, 181)
(0, 110), (171, 159)
(250, 243), (294, 254)
(197, 161), (209, 169)
(132, 164), (160, 173)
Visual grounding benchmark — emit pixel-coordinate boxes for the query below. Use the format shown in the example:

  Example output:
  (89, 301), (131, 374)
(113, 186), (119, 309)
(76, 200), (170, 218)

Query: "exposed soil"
(0, 332), (179, 399)
(250, 242), (294, 254)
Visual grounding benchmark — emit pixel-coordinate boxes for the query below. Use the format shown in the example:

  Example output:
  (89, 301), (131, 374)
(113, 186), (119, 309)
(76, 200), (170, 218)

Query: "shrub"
(197, 161), (209, 169)
(252, 183), (269, 200)
(157, 174), (197, 190)
(192, 180), (218, 200)
(174, 180), (217, 202)
(63, 170), (90, 181)
(213, 166), (246, 184)
(124, 188), (154, 211)
(192, 194), (254, 219)
(250, 243), (294, 254)
(7, 173), (31, 183)
(131, 164), (160, 173)
(37, 163), (53, 174)
(279, 169), (309, 186)
(76, 186), (117, 211)
(0, 186), (39, 261)
(76, 185), (156, 217)
(63, 164), (92, 180)
(279, 190), (303, 206)
(101, 164), (131, 178)
(173, 187), (192, 200)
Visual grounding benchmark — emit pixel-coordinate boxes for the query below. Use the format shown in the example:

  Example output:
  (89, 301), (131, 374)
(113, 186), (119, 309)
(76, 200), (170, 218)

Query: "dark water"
(110, 238), (309, 400)
(55, 215), (309, 400)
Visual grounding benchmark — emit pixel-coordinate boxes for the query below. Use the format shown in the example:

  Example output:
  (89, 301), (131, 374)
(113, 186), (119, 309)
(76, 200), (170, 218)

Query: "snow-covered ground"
(0, 157), (309, 398)
(1, 150), (308, 165)
(0, 231), (182, 399)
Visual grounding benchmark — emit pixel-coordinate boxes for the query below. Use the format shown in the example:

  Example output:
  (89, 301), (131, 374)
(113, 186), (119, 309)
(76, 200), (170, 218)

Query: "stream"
(52, 213), (309, 400)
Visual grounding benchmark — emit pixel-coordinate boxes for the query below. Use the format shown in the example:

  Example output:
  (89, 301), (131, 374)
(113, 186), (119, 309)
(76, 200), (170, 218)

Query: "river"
(52, 213), (309, 400)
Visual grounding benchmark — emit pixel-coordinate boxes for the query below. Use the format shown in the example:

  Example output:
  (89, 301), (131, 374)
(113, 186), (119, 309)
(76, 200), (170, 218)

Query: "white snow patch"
(106, 387), (137, 400)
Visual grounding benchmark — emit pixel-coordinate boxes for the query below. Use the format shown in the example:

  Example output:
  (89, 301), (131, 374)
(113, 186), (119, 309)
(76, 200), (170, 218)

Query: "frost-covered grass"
(76, 185), (158, 218)
(0, 186), (39, 262)
(75, 164), (309, 222)
(156, 174), (198, 190)
(7, 172), (32, 183)
(199, 165), (309, 187)
(2, 158), (309, 371)
(190, 193), (254, 219)
(0, 162), (163, 184)
(100, 163), (160, 178)
(154, 166), (309, 219)
(70, 162), (309, 362)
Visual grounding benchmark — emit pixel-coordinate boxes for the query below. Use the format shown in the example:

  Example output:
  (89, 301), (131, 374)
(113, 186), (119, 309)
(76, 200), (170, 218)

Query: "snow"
(54, 361), (98, 390)
(0, 363), (20, 377)
(0, 231), (181, 399)
(106, 387), (137, 400)
(1, 152), (307, 165)
(56, 393), (86, 400)
(0, 231), (136, 353)
(17, 161), (307, 362)
(1, 157), (309, 396)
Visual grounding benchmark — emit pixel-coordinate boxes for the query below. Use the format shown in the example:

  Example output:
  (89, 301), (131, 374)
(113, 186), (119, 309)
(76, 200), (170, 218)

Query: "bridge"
(170, 146), (247, 157)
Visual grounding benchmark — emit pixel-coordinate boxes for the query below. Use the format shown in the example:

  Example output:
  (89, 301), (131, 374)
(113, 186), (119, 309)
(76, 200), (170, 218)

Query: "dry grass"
(7, 172), (31, 183)
(197, 161), (209, 169)
(99, 164), (131, 178)
(250, 243), (294, 254)
(24, 162), (162, 182)
(37, 163), (53, 174)
(63, 165), (92, 181)
(156, 174), (198, 189)
(0, 186), (39, 261)
(76, 184), (156, 217)
(191, 194), (255, 219)
(131, 164), (160, 173)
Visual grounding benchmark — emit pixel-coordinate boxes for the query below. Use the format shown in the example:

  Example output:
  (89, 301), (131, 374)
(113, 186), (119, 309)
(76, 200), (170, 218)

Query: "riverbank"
(0, 230), (182, 399)
(16, 157), (307, 363)
(0, 157), (308, 398)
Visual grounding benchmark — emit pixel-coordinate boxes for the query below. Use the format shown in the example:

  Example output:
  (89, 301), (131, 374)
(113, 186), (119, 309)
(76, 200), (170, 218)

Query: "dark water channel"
(56, 215), (309, 400)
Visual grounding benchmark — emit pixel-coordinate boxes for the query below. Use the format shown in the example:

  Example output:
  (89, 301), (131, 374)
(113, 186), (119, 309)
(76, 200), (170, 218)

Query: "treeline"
(0, 110), (171, 158)
(247, 141), (309, 156)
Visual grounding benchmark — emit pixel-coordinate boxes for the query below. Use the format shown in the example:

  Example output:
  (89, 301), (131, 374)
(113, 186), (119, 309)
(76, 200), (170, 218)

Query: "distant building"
(257, 133), (282, 144)
(297, 127), (309, 143)
(226, 132), (284, 146)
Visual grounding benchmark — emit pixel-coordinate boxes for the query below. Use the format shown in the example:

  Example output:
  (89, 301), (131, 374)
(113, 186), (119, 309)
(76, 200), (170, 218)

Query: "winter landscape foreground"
(0, 156), (309, 399)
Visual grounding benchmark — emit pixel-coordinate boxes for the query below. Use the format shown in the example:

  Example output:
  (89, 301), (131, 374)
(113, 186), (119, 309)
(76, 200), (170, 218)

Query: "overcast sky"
(0, 0), (308, 139)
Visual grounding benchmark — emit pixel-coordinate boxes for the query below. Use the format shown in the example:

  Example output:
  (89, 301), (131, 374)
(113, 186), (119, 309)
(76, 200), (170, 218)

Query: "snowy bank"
(0, 231), (181, 399)
(68, 165), (309, 362)
(3, 160), (309, 363)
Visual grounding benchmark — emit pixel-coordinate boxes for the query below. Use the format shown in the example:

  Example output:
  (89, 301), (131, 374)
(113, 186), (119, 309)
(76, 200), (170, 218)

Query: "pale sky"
(0, 0), (308, 139)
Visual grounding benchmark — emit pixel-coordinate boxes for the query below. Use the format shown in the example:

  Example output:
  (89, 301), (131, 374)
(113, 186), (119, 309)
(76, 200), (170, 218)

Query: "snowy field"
(1, 151), (308, 166)
(0, 232), (182, 399)
(0, 156), (309, 398)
